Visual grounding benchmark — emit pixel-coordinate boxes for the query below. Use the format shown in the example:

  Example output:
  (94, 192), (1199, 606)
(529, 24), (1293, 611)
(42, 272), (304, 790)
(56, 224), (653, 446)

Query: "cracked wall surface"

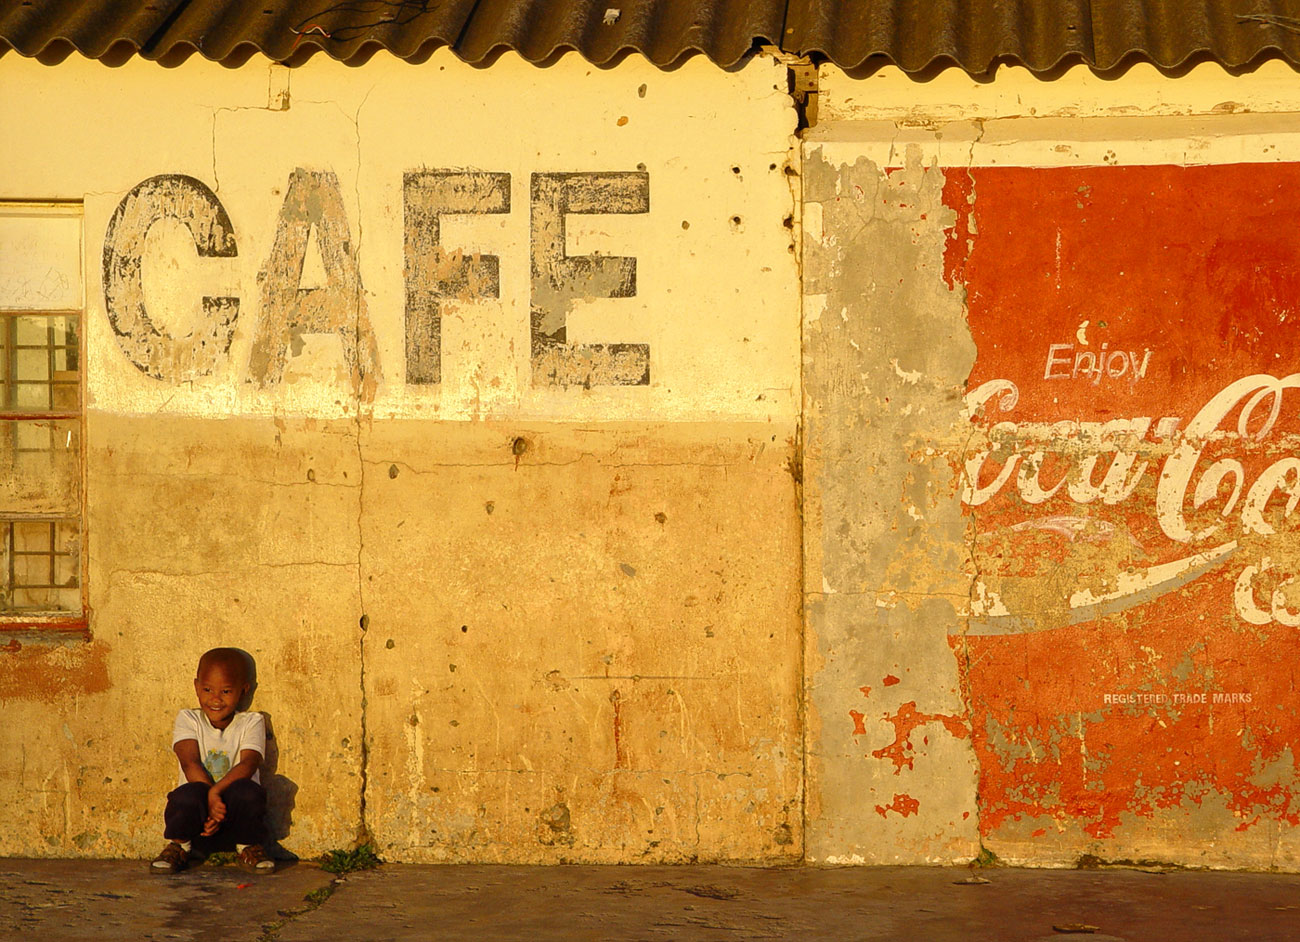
(9, 46), (1300, 870)
(360, 421), (801, 862)
(0, 52), (802, 862)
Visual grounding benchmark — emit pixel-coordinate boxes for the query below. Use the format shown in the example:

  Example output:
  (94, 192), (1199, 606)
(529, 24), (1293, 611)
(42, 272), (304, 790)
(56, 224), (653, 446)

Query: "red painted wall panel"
(948, 164), (1300, 844)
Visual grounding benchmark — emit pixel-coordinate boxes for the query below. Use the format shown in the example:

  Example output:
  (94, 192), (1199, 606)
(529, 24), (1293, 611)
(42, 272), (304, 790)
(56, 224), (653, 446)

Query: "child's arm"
(210, 748), (262, 795)
(173, 739), (213, 784)
(203, 749), (263, 835)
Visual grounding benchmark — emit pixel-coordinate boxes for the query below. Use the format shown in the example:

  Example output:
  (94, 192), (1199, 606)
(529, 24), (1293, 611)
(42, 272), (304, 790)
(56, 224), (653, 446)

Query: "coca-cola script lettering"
(964, 373), (1300, 632)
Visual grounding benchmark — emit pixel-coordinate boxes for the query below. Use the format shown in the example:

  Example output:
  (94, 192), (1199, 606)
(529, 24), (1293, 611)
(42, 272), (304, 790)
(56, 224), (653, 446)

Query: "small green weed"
(304, 886), (333, 905)
(973, 846), (1002, 868)
(319, 843), (382, 874)
(257, 883), (337, 942)
(203, 852), (236, 867)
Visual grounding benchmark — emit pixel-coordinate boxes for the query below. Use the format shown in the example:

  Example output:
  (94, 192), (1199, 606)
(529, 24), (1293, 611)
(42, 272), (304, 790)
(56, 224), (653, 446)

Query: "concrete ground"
(2, 858), (1297, 941)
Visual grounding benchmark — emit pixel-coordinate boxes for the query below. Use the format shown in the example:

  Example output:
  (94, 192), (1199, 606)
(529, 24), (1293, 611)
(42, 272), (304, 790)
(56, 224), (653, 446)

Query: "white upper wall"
(0, 51), (800, 422)
(814, 60), (1300, 168)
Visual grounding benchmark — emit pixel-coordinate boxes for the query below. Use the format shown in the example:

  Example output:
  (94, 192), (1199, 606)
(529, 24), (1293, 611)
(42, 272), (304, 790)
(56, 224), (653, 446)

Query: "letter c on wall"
(102, 174), (239, 381)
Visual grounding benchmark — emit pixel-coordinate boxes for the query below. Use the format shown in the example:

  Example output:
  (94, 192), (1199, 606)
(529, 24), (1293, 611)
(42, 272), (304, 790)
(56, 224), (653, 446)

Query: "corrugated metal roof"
(785, 0), (1300, 73)
(782, 0), (1094, 74)
(0, 0), (785, 67)
(454, 0), (786, 67)
(1, 0), (1299, 72)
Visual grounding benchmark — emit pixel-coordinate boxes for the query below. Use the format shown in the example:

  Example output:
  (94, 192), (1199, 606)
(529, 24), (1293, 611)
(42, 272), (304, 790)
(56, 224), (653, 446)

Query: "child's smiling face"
(194, 664), (248, 730)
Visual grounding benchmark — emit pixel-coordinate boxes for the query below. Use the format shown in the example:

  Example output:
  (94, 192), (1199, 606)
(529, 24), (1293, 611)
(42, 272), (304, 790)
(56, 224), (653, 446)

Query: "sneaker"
(236, 843), (275, 873)
(150, 842), (189, 874)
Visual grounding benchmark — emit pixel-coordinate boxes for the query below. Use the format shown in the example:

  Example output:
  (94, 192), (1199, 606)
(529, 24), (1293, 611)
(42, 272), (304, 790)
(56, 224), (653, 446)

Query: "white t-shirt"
(171, 710), (265, 787)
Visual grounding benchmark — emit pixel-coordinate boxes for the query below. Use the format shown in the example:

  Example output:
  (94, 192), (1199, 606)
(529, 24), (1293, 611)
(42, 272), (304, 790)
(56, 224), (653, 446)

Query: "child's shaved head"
(197, 647), (249, 685)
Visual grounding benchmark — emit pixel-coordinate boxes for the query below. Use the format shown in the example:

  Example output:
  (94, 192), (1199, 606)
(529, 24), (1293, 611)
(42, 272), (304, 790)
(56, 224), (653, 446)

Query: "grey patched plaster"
(802, 146), (981, 863)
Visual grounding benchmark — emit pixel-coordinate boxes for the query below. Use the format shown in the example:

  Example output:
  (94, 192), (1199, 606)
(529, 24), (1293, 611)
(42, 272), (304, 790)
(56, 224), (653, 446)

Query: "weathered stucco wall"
(0, 51), (802, 862)
(805, 60), (1300, 868)
(7, 46), (1300, 871)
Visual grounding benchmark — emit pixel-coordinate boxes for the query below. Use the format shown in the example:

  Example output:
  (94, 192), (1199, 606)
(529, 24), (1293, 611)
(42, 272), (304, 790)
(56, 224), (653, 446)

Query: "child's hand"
(201, 814), (221, 837)
(206, 789), (227, 827)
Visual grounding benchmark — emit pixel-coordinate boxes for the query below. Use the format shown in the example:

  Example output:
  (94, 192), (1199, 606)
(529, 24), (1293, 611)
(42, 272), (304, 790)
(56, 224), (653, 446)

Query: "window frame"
(0, 201), (87, 638)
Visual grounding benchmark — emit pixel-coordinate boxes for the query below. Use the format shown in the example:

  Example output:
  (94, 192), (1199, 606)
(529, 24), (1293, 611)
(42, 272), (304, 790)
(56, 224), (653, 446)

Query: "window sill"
(0, 616), (89, 647)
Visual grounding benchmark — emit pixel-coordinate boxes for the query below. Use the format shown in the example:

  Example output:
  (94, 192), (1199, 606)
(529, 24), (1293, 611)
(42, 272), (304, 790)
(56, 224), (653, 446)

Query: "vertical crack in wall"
(210, 69), (298, 195)
(211, 107), (229, 195)
(349, 88), (375, 847)
(960, 417), (986, 858)
(785, 113), (811, 865)
(354, 422), (370, 849)
(958, 118), (987, 859)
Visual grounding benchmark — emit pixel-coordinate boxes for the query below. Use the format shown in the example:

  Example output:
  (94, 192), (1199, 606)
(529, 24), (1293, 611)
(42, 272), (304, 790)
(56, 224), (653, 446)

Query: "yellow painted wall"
(0, 50), (803, 862)
(6, 46), (1300, 870)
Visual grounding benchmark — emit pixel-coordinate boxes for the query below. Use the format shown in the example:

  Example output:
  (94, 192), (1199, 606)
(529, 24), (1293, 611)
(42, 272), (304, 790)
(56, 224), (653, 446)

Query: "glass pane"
(14, 383), (49, 411)
(14, 316), (49, 346)
(15, 348), (48, 384)
(54, 549), (77, 588)
(50, 382), (77, 411)
(4, 518), (79, 613)
(0, 419), (79, 515)
(13, 420), (51, 451)
(1, 314), (80, 412)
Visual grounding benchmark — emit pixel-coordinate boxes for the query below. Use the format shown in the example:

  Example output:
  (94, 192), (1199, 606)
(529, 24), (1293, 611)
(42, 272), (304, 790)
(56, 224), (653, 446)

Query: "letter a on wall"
(248, 169), (381, 393)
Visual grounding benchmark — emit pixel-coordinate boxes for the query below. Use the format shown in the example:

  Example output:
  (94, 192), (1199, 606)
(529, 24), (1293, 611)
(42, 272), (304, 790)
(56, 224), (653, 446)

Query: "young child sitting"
(150, 647), (275, 874)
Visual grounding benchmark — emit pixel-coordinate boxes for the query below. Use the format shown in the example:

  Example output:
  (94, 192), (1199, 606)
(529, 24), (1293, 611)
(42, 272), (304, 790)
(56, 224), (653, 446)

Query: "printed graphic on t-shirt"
(204, 749), (231, 779)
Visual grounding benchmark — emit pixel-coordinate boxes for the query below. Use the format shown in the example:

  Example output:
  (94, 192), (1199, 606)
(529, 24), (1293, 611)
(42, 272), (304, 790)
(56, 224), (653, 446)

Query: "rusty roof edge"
(0, 40), (766, 71)
(797, 48), (1080, 78)
(777, 0), (1300, 75)
(451, 40), (763, 69)
(804, 48), (1300, 80)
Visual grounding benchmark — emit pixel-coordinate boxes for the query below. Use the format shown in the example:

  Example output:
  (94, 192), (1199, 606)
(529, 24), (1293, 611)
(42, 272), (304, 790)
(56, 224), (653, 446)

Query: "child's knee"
(223, 779), (267, 811)
(166, 781), (210, 812)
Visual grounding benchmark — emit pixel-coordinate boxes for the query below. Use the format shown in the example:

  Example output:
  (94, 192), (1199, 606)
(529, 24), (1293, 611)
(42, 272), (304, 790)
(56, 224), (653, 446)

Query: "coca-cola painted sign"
(946, 164), (1300, 845)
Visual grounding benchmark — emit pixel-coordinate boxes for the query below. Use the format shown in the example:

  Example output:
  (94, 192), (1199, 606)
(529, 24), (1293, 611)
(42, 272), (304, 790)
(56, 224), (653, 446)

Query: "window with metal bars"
(0, 204), (83, 627)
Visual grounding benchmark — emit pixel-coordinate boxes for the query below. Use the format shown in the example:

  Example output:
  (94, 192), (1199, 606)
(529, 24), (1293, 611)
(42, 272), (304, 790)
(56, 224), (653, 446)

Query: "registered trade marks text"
(1102, 692), (1253, 706)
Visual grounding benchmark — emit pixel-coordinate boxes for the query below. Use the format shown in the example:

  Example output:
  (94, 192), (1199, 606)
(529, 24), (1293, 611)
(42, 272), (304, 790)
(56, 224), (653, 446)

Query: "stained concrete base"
(2, 859), (1297, 941)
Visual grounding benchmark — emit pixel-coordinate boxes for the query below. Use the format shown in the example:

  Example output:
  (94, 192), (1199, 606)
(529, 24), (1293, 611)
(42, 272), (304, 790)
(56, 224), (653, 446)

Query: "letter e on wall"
(530, 172), (650, 387)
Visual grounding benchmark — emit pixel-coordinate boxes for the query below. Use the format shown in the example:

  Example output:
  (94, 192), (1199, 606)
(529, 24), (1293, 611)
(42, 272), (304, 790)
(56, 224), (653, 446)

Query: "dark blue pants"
(163, 779), (267, 849)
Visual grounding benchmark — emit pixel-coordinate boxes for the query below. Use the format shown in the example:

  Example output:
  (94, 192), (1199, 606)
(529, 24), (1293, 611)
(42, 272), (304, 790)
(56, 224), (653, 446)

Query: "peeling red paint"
(0, 640), (110, 703)
(949, 164), (1300, 843)
(871, 701), (970, 774)
(941, 173), (975, 291)
(875, 793), (921, 818)
(882, 675), (901, 687)
(849, 709), (867, 736)
(859, 684), (872, 698)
